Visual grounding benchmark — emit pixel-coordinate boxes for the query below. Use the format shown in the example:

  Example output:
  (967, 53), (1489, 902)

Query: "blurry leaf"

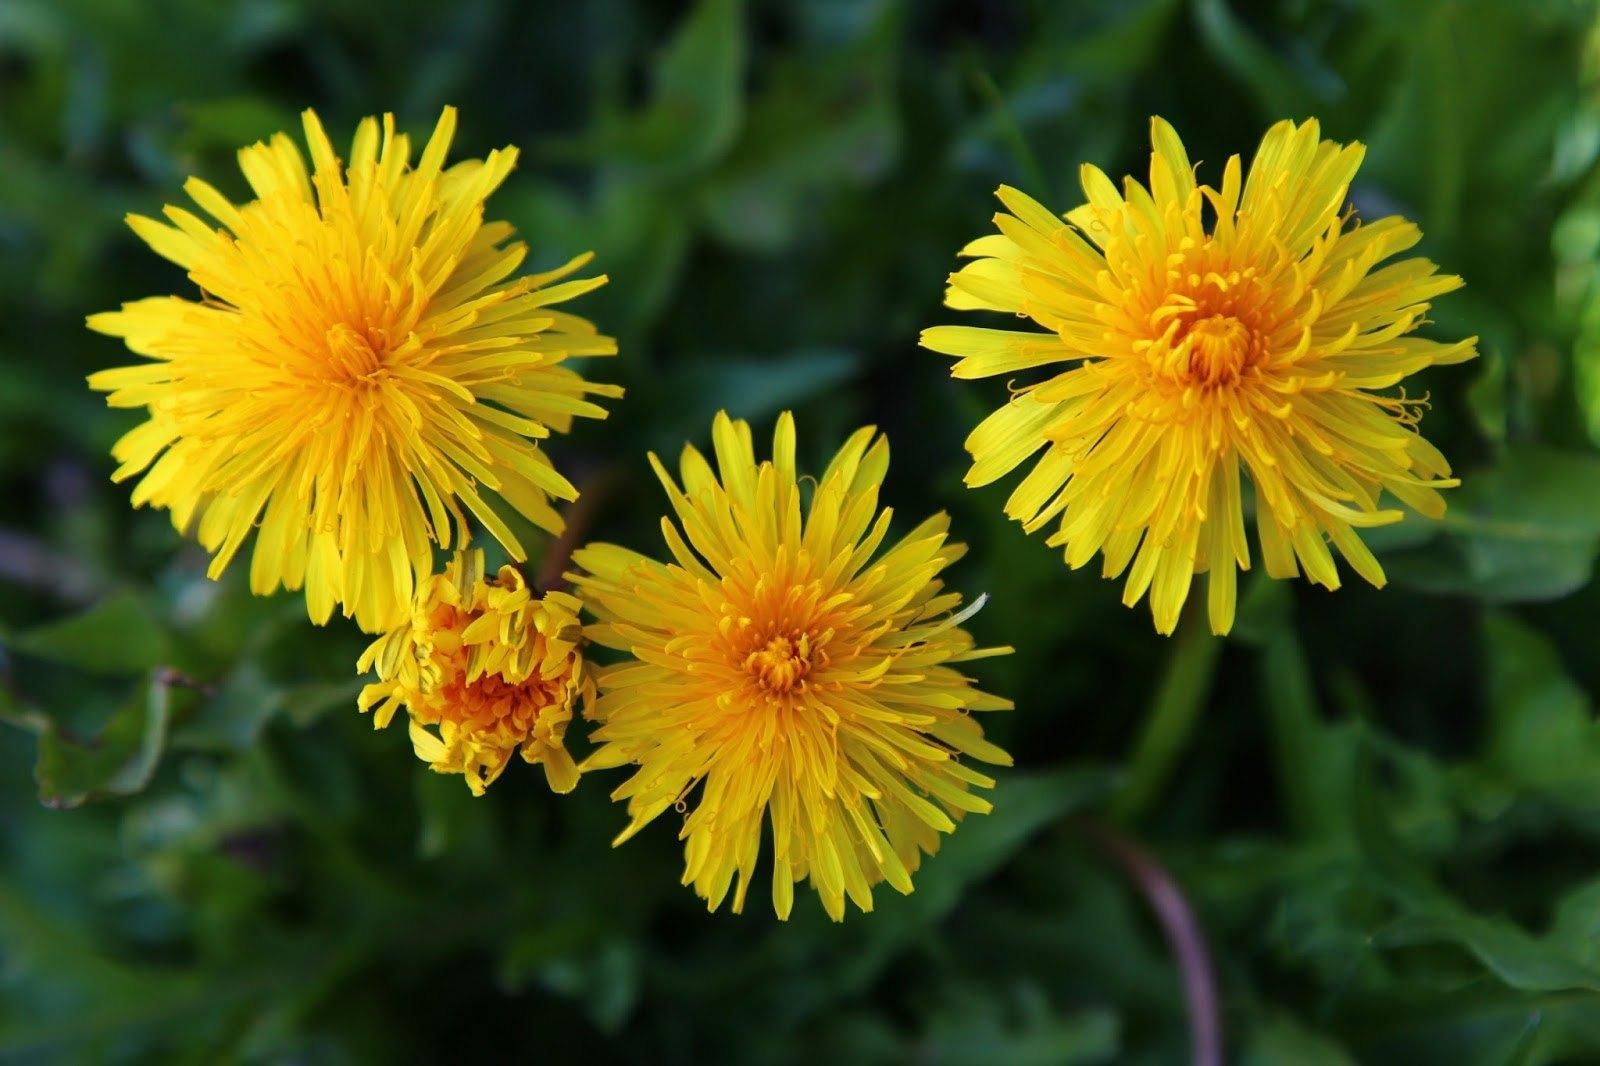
(1259, 624), (1356, 840)
(0, 682), (48, 734)
(1349, 734), (1447, 912)
(921, 990), (1119, 1066)
(553, 0), (745, 178)
(172, 662), (281, 753)
(0, 0), (64, 51)
(1481, 612), (1600, 799)
(1241, 1013), (1358, 1066)
(177, 97), (299, 154)
(1552, 876), (1600, 970)
(699, 17), (901, 252)
(497, 921), (603, 993)
(535, 939), (639, 1035)
(1466, 346), (1508, 444)
(414, 767), (495, 861)
(505, 178), (691, 336)
(1552, 106), (1600, 185)
(12, 591), (172, 675)
(1385, 446), (1600, 601)
(1030, 0), (1179, 85)
(1576, 282), (1600, 449)
(906, 769), (1116, 919)
(823, 768), (1118, 993)
(35, 673), (171, 808)
(1375, 911), (1600, 993)
(1191, 0), (1322, 118)
(278, 679), (362, 729)
(654, 348), (861, 441)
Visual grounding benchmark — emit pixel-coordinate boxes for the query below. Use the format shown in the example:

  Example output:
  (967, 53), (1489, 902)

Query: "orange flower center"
(324, 322), (391, 385)
(423, 603), (561, 733)
(1177, 313), (1256, 386)
(743, 633), (813, 695)
(440, 670), (556, 733)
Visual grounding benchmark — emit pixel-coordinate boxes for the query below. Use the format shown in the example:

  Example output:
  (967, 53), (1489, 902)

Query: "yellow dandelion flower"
(922, 117), (1477, 635)
(572, 412), (1013, 921)
(87, 106), (621, 633)
(357, 548), (587, 796)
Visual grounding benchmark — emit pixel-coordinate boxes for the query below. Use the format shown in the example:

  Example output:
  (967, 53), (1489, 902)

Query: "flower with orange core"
(358, 549), (587, 795)
(88, 106), (620, 633)
(572, 412), (1012, 921)
(923, 117), (1477, 635)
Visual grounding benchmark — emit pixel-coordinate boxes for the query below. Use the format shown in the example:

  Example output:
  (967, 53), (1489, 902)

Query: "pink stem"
(1079, 817), (1223, 1066)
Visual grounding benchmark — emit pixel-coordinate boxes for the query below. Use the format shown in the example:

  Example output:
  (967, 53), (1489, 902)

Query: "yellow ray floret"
(922, 116), (1477, 635)
(572, 411), (1013, 921)
(88, 106), (622, 632)
(357, 548), (588, 796)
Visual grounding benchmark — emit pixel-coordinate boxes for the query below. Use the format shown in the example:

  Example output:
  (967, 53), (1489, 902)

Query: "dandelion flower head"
(922, 117), (1477, 634)
(358, 548), (587, 795)
(88, 106), (620, 632)
(573, 412), (1012, 921)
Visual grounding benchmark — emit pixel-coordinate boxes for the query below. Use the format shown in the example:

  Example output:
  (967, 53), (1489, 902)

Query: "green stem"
(968, 67), (1050, 199)
(1111, 615), (1221, 824)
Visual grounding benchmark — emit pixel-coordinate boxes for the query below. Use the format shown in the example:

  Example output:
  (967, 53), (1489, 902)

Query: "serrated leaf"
(34, 675), (171, 809)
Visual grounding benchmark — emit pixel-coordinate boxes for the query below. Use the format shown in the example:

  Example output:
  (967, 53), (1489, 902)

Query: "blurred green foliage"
(2, 0), (1600, 1061)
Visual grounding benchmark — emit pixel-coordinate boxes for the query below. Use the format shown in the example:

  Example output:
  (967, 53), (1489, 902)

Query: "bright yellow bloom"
(923, 117), (1476, 635)
(573, 412), (1012, 921)
(357, 549), (587, 796)
(87, 107), (620, 633)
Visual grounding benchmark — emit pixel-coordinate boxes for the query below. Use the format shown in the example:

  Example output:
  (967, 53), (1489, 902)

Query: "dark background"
(3, 0), (1600, 1062)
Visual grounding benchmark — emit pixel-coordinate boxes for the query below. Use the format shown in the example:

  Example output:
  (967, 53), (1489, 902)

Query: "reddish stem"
(535, 466), (619, 593)
(1077, 817), (1223, 1066)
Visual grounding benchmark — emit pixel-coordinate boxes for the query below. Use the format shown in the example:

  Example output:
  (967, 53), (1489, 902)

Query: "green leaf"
(552, 0), (746, 179)
(900, 769), (1117, 921)
(820, 768), (1118, 994)
(1465, 346), (1508, 444)
(1481, 612), (1600, 799)
(533, 940), (639, 1035)
(1259, 625), (1357, 841)
(11, 591), (173, 675)
(504, 178), (691, 336)
(921, 993), (1120, 1066)
(1552, 876), (1600, 971)
(1374, 911), (1600, 993)
(278, 678), (362, 729)
(1384, 446), (1600, 602)
(1241, 1013), (1358, 1066)
(698, 15), (901, 252)
(1191, 0), (1322, 119)
(34, 674), (171, 809)
(652, 348), (862, 442)
(171, 662), (281, 753)
(177, 96), (299, 155)
(1575, 280), (1600, 449)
